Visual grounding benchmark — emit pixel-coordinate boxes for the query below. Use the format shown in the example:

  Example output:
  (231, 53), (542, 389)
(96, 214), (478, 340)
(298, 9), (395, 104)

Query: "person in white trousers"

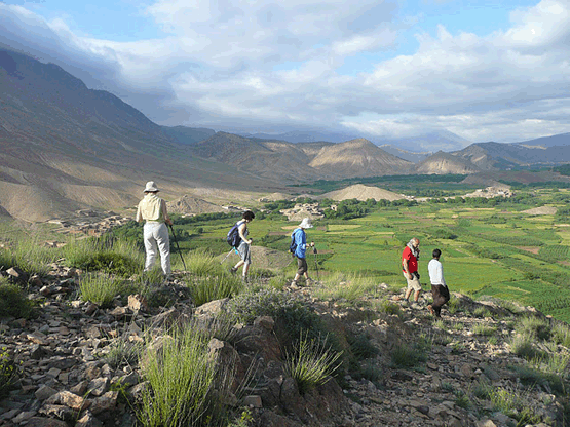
(136, 181), (173, 278)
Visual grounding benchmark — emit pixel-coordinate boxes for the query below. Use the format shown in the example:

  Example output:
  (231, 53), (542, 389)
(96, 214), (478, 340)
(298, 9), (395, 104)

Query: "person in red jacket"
(402, 237), (421, 303)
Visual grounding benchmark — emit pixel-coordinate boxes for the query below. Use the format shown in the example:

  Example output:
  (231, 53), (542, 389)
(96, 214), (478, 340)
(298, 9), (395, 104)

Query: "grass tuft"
(0, 277), (34, 318)
(187, 275), (243, 307)
(79, 274), (124, 308)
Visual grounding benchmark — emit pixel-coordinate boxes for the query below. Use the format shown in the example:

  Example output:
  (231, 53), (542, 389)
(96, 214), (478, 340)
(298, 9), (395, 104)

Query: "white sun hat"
(299, 218), (313, 229)
(144, 181), (159, 192)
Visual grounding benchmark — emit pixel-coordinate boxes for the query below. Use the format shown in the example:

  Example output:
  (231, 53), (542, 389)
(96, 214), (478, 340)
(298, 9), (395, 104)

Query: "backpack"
(290, 228), (301, 256)
(227, 222), (242, 248)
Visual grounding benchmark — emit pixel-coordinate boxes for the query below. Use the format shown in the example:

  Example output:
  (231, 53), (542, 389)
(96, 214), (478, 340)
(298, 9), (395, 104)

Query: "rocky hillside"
(0, 49), (281, 221)
(0, 261), (568, 427)
(415, 151), (481, 174)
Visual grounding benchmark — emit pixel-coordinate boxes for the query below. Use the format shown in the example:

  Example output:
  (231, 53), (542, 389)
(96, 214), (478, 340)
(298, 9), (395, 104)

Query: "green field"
(135, 185), (570, 322)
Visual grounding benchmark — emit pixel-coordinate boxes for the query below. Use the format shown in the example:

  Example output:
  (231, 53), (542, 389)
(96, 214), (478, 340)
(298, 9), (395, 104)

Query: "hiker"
(290, 218), (315, 287)
(427, 248), (450, 317)
(229, 210), (255, 281)
(402, 237), (421, 303)
(136, 181), (173, 278)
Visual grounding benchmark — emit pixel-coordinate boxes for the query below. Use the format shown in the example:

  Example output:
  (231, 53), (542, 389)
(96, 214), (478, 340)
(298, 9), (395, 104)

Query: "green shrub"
(487, 386), (541, 424)
(552, 322), (570, 348)
(139, 323), (227, 427)
(64, 237), (142, 276)
(509, 335), (545, 360)
(188, 275), (243, 307)
(378, 300), (401, 316)
(0, 278), (34, 318)
(79, 274), (124, 308)
(0, 239), (55, 277)
(284, 331), (342, 395)
(390, 337), (429, 368)
(471, 323), (497, 337)
(509, 364), (566, 395)
(517, 316), (551, 341)
(347, 333), (378, 360)
(0, 348), (16, 398)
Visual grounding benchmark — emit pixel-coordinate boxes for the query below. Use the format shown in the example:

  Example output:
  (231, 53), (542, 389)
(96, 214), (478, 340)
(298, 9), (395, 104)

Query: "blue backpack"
(227, 222), (242, 248)
(290, 228), (301, 256)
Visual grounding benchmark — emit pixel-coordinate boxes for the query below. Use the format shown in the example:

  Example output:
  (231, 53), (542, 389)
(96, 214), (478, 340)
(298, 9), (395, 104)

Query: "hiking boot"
(290, 280), (299, 289)
(229, 267), (238, 275)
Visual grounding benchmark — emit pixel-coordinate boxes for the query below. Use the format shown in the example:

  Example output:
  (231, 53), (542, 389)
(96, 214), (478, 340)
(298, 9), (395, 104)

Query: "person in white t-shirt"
(427, 248), (450, 317)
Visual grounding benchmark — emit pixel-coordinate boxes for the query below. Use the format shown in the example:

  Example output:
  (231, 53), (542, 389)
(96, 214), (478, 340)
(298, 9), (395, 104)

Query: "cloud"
(1, 0), (570, 145)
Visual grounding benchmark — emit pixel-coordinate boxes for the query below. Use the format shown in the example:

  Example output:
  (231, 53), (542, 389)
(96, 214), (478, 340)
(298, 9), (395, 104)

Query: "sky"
(1, 0), (570, 150)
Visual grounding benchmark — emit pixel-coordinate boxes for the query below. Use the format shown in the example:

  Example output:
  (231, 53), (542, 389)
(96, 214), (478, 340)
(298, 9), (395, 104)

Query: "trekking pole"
(220, 248), (235, 264)
(168, 224), (187, 271)
(312, 246), (319, 281)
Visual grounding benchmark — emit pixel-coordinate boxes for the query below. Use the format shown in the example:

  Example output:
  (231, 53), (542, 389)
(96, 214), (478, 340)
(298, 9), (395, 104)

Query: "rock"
(194, 298), (229, 316)
(127, 294), (148, 312)
(71, 380), (89, 396)
(12, 411), (36, 423)
(39, 404), (76, 422)
(35, 385), (57, 401)
(6, 266), (28, 283)
(242, 395), (263, 407)
(88, 377), (110, 396)
(476, 420), (497, 427)
(45, 390), (89, 411)
(24, 417), (69, 427)
(76, 410), (104, 427)
(26, 332), (48, 345)
(30, 344), (46, 360)
(88, 391), (118, 415)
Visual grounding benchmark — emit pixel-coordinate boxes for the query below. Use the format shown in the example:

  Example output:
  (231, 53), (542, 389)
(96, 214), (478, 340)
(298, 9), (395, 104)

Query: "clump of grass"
(79, 274), (124, 308)
(0, 348), (17, 398)
(390, 337), (429, 368)
(552, 322), (570, 348)
(347, 333), (378, 360)
(267, 273), (288, 290)
(103, 339), (143, 369)
(509, 363), (566, 395)
(314, 272), (376, 302)
(472, 307), (492, 318)
(187, 275), (243, 307)
(284, 331), (343, 395)
(517, 316), (551, 341)
(472, 323), (497, 336)
(64, 237), (142, 276)
(139, 323), (226, 427)
(451, 322), (464, 331)
(0, 238), (55, 277)
(454, 389), (471, 409)
(0, 277), (34, 318)
(377, 300), (401, 316)
(447, 295), (461, 314)
(509, 335), (546, 360)
(487, 386), (541, 425)
(182, 249), (224, 277)
(352, 360), (383, 384)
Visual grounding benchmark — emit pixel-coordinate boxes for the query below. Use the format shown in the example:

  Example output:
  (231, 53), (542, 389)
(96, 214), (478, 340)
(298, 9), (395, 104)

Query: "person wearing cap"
(136, 181), (173, 278)
(402, 237), (421, 304)
(290, 218), (315, 287)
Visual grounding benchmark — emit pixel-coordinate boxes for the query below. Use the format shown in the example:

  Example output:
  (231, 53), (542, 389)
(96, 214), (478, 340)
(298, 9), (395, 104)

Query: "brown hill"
(0, 49), (278, 221)
(321, 184), (403, 201)
(414, 151), (480, 174)
(308, 139), (412, 179)
(166, 195), (224, 215)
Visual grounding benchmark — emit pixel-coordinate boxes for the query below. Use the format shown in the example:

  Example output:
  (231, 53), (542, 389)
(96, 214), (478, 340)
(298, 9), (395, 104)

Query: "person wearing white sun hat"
(136, 181), (173, 278)
(290, 217), (315, 287)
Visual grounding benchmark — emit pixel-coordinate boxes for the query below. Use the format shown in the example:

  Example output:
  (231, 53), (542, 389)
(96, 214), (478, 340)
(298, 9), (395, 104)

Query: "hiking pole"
(221, 248), (235, 264)
(312, 246), (319, 281)
(168, 224), (187, 271)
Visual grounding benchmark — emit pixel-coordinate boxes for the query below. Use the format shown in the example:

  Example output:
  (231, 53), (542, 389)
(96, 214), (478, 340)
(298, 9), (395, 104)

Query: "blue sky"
(1, 0), (570, 149)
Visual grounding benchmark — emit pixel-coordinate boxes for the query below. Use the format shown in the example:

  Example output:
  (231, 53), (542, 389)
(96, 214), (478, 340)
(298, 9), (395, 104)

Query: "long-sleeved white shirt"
(428, 259), (447, 287)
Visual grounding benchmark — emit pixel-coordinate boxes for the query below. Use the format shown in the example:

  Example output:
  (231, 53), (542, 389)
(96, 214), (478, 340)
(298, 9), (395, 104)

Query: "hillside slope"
(415, 151), (480, 174)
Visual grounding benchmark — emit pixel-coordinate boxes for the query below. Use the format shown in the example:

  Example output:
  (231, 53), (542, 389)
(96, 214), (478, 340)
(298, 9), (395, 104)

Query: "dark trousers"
(431, 284), (450, 317)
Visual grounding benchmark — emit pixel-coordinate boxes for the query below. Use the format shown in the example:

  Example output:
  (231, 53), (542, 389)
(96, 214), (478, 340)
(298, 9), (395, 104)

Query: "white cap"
(144, 181), (159, 192)
(299, 218), (313, 229)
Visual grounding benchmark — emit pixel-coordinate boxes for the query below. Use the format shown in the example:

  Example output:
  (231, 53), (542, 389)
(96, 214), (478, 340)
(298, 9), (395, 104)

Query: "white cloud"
(1, 0), (570, 145)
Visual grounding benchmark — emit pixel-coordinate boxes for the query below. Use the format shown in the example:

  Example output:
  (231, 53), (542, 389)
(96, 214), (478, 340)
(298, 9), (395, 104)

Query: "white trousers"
(143, 223), (170, 276)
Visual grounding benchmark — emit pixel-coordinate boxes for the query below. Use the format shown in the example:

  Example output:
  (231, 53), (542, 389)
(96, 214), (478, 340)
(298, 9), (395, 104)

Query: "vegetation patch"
(0, 278), (34, 318)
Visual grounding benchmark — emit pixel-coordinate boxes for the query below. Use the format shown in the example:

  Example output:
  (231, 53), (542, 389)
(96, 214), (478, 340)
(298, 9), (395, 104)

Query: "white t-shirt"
(428, 259), (447, 287)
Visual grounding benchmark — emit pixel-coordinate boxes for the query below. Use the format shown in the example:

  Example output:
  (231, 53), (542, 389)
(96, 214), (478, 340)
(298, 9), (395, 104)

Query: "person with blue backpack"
(290, 218), (315, 287)
(229, 210), (255, 281)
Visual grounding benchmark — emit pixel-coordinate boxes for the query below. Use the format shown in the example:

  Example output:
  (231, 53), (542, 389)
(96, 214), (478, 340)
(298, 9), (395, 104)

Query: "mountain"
(307, 139), (413, 179)
(453, 141), (570, 170)
(192, 134), (412, 182)
(161, 125), (216, 145)
(0, 48), (272, 221)
(242, 130), (360, 144)
(414, 151), (480, 174)
(377, 130), (470, 152)
(515, 132), (570, 149)
(379, 145), (432, 163)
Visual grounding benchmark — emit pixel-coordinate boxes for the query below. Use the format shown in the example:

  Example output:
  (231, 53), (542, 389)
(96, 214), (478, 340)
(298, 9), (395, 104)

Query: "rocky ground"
(0, 265), (567, 427)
